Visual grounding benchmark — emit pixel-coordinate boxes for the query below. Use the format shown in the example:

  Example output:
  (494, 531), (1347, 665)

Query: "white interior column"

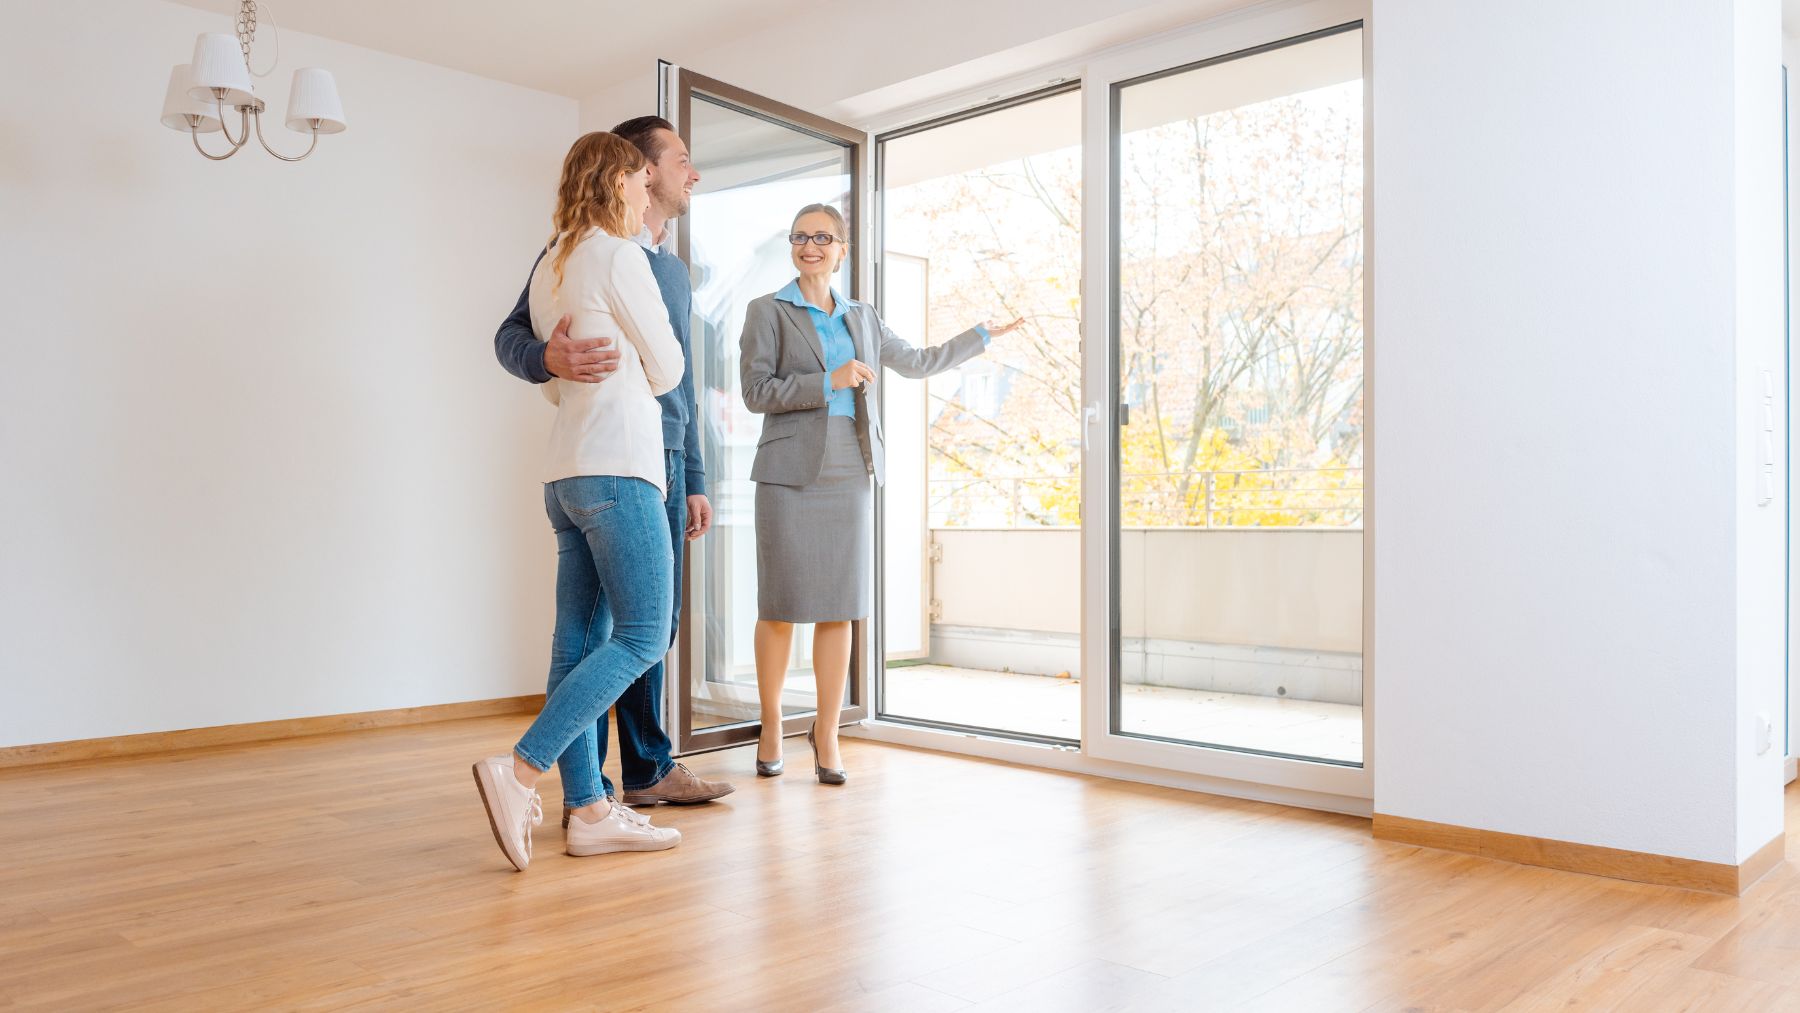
(1371, 0), (1787, 867)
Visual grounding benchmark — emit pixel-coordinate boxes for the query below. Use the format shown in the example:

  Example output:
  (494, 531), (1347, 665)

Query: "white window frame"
(1078, 0), (1372, 801)
(847, 0), (1375, 813)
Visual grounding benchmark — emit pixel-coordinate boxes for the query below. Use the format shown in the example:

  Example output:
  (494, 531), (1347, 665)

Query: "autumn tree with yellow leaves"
(884, 80), (1363, 529)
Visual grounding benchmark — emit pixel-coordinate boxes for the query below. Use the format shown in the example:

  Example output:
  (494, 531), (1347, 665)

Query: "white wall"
(1372, 0), (1787, 865)
(1786, 31), (1800, 784)
(1738, 0), (1791, 859)
(0, 1), (577, 747)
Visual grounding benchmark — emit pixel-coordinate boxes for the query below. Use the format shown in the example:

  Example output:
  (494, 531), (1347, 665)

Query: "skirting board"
(1373, 813), (1786, 896)
(0, 695), (546, 769)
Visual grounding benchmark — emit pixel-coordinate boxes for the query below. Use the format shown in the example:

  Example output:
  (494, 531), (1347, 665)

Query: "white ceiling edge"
(826, 0), (1261, 128)
(159, 0), (817, 98)
(577, 0), (1263, 133)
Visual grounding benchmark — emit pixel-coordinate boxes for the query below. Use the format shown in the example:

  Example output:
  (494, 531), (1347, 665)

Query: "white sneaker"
(473, 754), (543, 871)
(565, 797), (681, 856)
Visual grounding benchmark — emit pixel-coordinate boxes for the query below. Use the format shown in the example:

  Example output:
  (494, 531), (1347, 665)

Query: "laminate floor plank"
(0, 714), (1793, 1011)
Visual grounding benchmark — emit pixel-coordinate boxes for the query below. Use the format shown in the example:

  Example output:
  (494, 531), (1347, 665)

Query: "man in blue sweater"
(493, 116), (733, 810)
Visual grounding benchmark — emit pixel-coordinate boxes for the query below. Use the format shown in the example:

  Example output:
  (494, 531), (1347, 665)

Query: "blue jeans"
(514, 475), (673, 809)
(585, 451), (687, 795)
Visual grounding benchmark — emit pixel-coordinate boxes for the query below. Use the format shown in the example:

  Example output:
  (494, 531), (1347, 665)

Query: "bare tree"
(886, 81), (1364, 528)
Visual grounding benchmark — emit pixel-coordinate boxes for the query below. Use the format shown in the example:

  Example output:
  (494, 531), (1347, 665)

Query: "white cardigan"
(528, 229), (685, 492)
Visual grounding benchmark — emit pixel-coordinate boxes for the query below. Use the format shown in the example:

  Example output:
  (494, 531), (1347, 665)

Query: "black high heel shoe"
(755, 730), (783, 777)
(806, 721), (847, 786)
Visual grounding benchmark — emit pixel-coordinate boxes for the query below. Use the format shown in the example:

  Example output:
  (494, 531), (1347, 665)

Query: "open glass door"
(660, 64), (872, 754)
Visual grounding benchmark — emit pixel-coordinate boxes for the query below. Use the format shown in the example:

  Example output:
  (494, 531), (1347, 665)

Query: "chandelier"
(159, 1), (345, 162)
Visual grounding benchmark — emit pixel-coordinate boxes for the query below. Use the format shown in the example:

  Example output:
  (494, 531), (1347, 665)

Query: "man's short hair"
(613, 116), (676, 163)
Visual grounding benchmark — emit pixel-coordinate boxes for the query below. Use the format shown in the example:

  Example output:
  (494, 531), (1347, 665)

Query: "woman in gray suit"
(739, 204), (1023, 783)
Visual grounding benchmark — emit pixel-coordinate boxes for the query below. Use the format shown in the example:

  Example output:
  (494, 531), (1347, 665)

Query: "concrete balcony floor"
(883, 663), (1362, 764)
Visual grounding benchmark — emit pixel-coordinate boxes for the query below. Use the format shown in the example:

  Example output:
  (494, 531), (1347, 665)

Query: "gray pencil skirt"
(754, 417), (873, 623)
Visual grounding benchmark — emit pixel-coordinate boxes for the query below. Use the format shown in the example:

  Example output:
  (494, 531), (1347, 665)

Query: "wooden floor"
(1, 717), (1797, 1012)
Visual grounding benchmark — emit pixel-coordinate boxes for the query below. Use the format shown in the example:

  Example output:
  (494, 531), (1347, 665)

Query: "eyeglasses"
(789, 232), (846, 247)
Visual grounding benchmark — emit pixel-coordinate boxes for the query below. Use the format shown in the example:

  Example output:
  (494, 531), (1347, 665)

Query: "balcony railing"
(927, 467), (1363, 529)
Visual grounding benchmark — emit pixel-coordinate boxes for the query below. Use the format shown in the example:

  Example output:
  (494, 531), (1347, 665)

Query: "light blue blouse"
(775, 279), (860, 418)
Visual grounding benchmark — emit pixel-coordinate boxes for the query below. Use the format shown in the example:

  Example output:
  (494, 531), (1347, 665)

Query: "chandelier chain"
(235, 0), (258, 67)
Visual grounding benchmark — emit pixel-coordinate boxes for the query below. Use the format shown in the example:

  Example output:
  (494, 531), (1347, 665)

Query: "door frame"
(662, 64), (874, 755)
(1076, 1), (1372, 799)
(870, 79), (1085, 744)
(664, 0), (1379, 810)
(856, 0), (1374, 804)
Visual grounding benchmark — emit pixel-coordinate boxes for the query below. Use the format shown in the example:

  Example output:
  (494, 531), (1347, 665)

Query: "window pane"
(686, 94), (853, 731)
(879, 90), (1083, 741)
(1114, 28), (1365, 764)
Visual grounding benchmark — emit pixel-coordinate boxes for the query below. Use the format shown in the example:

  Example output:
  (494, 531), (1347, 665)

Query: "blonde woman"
(472, 132), (688, 870)
(739, 204), (1023, 783)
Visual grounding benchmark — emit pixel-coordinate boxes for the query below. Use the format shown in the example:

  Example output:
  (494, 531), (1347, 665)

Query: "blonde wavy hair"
(547, 131), (647, 293)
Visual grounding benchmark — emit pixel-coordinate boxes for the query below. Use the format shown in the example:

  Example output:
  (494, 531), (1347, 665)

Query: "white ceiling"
(165, 0), (816, 98)
(169, 1), (1800, 104)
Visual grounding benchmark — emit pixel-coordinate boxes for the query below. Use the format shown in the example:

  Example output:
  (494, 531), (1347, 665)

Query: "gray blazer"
(739, 293), (988, 487)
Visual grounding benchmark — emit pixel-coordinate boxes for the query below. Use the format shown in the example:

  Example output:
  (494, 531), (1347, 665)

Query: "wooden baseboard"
(1373, 813), (1786, 895)
(0, 695), (545, 770)
(1738, 832), (1788, 891)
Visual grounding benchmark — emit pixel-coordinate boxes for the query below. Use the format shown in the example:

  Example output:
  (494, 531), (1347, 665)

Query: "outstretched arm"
(876, 315), (991, 379)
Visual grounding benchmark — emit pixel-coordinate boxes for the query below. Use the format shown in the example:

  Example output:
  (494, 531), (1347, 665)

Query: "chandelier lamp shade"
(158, 66), (222, 133)
(189, 32), (255, 106)
(159, 2), (345, 162)
(285, 68), (347, 134)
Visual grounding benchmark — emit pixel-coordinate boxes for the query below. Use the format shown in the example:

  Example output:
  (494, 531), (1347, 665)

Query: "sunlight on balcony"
(884, 664), (1361, 763)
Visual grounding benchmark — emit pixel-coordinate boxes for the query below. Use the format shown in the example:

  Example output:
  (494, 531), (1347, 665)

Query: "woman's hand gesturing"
(830, 359), (877, 392)
(983, 317), (1027, 338)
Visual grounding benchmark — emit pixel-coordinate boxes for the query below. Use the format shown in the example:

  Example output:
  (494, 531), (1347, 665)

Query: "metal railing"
(927, 467), (1364, 529)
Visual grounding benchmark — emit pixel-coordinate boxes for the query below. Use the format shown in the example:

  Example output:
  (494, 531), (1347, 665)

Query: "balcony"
(879, 467), (1364, 763)
(687, 466), (1365, 766)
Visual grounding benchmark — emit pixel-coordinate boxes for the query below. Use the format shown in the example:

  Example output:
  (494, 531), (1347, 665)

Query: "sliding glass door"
(1081, 10), (1370, 795)
(663, 66), (871, 753)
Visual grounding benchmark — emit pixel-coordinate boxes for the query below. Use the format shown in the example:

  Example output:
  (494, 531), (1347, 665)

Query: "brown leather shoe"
(621, 763), (735, 807)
